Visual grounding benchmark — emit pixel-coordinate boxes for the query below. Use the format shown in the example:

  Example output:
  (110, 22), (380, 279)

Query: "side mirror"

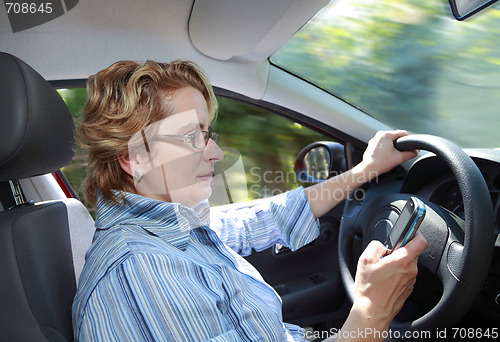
(449, 0), (498, 20)
(294, 142), (347, 183)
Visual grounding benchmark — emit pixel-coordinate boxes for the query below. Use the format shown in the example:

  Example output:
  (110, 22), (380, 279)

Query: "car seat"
(0, 52), (92, 341)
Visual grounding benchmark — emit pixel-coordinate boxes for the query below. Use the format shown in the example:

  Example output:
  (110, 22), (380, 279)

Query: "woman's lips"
(197, 171), (214, 181)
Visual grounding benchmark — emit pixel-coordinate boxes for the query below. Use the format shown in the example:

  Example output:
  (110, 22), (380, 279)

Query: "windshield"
(271, 0), (500, 148)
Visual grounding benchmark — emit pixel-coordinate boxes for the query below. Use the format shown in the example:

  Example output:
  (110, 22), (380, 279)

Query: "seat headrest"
(0, 52), (75, 181)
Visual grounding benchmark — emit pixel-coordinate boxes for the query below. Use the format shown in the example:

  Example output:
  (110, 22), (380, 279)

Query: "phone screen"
(384, 197), (425, 253)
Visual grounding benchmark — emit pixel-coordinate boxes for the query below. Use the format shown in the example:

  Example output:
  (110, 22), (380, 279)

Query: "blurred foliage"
(57, 89), (90, 207)
(272, 0), (500, 148)
(58, 88), (87, 120)
(57, 90), (327, 206)
(213, 97), (326, 200)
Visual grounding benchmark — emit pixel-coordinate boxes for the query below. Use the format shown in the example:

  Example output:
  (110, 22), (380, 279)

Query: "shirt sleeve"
(76, 253), (244, 342)
(210, 186), (320, 256)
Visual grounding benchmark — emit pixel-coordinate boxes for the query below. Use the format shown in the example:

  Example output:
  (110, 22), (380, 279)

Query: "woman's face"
(126, 87), (224, 207)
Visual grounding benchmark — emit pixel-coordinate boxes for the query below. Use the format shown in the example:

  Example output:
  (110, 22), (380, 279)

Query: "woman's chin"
(169, 183), (212, 208)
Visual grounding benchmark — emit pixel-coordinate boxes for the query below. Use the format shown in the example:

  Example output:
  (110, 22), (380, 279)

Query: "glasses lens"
(193, 131), (218, 148)
(192, 131), (204, 149)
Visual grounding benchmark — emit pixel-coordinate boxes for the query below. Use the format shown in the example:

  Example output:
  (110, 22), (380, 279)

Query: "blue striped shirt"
(72, 187), (320, 341)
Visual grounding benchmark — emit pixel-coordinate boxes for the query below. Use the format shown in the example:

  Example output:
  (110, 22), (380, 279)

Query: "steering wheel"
(339, 134), (495, 335)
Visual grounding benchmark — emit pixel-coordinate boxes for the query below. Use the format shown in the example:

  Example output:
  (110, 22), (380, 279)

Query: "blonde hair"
(78, 60), (217, 205)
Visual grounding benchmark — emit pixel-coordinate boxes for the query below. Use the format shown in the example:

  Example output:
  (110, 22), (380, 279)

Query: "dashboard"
(401, 149), (500, 238)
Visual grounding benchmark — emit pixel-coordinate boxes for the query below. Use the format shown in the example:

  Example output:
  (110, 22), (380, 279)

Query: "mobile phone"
(383, 197), (426, 255)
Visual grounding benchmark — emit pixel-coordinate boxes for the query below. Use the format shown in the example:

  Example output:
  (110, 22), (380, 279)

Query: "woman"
(72, 60), (427, 341)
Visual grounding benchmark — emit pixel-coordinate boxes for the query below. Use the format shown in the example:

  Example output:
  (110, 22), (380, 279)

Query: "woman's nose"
(204, 138), (224, 162)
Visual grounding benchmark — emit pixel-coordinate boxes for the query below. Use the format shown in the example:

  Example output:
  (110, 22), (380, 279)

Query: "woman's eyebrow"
(199, 121), (210, 130)
(177, 121), (210, 132)
(178, 122), (201, 132)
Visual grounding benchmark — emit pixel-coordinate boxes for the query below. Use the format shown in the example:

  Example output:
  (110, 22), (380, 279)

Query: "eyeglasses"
(152, 130), (219, 149)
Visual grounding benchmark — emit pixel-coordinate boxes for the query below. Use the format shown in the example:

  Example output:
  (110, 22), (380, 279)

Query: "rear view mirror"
(449, 0), (498, 20)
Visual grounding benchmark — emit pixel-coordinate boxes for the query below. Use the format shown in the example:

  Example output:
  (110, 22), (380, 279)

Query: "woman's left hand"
(360, 130), (418, 176)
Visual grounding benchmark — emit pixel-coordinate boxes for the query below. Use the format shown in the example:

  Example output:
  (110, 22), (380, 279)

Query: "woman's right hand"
(332, 232), (427, 341)
(353, 232), (427, 325)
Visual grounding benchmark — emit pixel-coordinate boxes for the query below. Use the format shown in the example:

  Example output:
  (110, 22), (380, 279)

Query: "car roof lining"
(0, 0), (325, 100)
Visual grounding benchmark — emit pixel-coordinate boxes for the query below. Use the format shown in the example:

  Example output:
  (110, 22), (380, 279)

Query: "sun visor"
(189, 0), (329, 62)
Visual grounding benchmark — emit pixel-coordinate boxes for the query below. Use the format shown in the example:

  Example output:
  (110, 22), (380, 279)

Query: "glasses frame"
(152, 130), (219, 149)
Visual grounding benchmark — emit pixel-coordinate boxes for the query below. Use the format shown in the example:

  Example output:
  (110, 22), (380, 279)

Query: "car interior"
(1, 0), (499, 341)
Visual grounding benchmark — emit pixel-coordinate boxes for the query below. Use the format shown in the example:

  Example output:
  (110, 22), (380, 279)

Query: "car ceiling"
(0, 0), (326, 98)
(0, 0), (391, 144)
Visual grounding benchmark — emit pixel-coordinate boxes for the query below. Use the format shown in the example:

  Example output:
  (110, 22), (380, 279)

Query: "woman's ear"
(118, 151), (134, 177)
(119, 148), (154, 182)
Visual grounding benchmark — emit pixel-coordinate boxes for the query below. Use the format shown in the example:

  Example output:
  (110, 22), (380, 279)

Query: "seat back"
(60, 198), (96, 285)
(0, 202), (76, 341)
(20, 174), (96, 286)
(0, 52), (77, 341)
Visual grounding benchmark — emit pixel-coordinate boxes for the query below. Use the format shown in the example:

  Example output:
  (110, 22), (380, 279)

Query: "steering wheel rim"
(338, 134), (495, 335)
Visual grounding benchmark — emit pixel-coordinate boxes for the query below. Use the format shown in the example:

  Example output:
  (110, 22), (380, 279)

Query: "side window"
(57, 89), (331, 208)
(57, 88), (91, 208)
(210, 96), (329, 206)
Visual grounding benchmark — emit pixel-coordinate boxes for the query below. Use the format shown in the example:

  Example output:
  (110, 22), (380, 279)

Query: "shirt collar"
(94, 191), (210, 250)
